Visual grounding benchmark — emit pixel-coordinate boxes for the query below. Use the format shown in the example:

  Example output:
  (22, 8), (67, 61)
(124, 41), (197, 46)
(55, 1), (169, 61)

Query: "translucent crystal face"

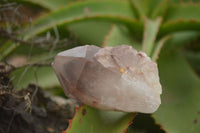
(52, 45), (162, 113)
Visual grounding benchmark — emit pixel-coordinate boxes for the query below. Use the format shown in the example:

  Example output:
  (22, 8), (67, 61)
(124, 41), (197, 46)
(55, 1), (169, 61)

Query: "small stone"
(52, 45), (162, 113)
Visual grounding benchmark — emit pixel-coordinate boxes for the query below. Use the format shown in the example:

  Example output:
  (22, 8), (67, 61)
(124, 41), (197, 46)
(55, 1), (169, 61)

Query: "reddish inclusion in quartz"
(52, 45), (162, 113)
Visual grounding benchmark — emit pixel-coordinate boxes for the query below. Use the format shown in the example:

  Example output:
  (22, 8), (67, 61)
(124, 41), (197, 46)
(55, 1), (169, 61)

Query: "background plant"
(1, 0), (200, 132)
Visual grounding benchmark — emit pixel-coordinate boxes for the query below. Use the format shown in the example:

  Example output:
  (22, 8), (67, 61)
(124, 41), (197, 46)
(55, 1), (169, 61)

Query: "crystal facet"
(52, 45), (162, 113)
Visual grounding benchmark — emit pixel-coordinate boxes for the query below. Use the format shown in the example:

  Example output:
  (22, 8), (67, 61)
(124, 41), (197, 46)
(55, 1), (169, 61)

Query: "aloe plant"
(1, 0), (200, 132)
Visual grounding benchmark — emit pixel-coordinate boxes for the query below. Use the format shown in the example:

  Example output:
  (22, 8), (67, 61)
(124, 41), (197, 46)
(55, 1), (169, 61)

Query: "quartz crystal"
(52, 45), (162, 113)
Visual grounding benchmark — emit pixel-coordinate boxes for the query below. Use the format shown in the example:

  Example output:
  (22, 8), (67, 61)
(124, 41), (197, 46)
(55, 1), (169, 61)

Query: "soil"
(0, 63), (76, 133)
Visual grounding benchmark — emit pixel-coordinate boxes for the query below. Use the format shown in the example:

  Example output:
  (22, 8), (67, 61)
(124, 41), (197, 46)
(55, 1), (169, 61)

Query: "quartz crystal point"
(52, 45), (162, 113)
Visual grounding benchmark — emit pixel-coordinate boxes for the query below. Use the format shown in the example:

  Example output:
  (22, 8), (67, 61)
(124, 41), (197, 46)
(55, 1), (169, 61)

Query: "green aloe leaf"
(102, 24), (141, 50)
(25, 1), (136, 39)
(1, 1), (142, 59)
(151, 35), (171, 61)
(129, 0), (147, 20)
(65, 105), (136, 133)
(151, 0), (169, 19)
(19, 0), (73, 10)
(142, 0), (168, 18)
(170, 0), (200, 3)
(10, 66), (59, 89)
(159, 21), (200, 37)
(142, 18), (162, 56)
(68, 21), (112, 46)
(153, 51), (200, 132)
(160, 31), (200, 52)
(158, 4), (200, 37)
(183, 51), (200, 75)
(130, 0), (167, 19)
(164, 3), (200, 22)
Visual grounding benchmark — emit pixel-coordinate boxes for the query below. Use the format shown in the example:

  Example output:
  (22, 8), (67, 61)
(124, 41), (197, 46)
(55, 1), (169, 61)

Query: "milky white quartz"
(52, 45), (162, 113)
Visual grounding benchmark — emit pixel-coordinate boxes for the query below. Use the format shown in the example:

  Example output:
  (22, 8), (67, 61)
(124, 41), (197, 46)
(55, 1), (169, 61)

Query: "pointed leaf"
(158, 4), (200, 36)
(164, 4), (200, 22)
(65, 105), (136, 133)
(142, 18), (162, 56)
(130, 0), (166, 19)
(159, 31), (200, 52)
(25, 1), (136, 39)
(151, 35), (171, 61)
(151, 0), (169, 19)
(129, 0), (146, 20)
(153, 52), (200, 133)
(183, 51), (200, 75)
(20, 0), (73, 10)
(69, 21), (112, 46)
(159, 20), (200, 37)
(102, 24), (141, 50)
(144, 0), (168, 17)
